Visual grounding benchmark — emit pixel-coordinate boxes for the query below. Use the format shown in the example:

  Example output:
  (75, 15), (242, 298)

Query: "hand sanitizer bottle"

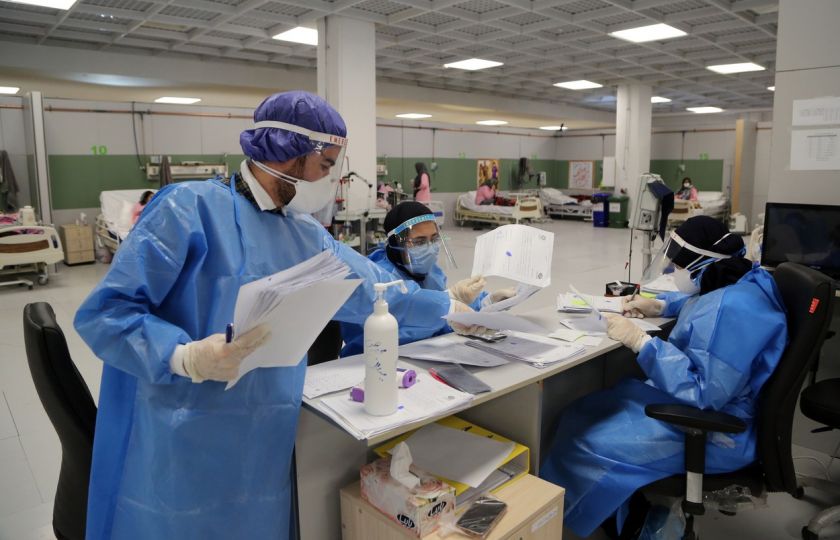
(364, 280), (407, 416)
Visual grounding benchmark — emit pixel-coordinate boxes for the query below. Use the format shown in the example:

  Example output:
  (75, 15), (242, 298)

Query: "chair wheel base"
(802, 526), (819, 540)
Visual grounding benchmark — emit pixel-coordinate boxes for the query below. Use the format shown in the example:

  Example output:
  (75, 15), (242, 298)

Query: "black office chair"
(799, 330), (840, 540)
(641, 263), (836, 539)
(23, 302), (97, 540)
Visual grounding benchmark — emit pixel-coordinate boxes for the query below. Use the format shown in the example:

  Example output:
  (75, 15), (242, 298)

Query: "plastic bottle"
(364, 280), (408, 416)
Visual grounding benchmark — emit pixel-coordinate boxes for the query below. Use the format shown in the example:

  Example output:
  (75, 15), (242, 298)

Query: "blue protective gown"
(540, 266), (787, 537)
(75, 179), (452, 540)
(339, 248), (486, 356)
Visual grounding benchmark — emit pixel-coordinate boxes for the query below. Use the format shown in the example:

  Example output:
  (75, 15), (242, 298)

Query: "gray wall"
(767, 0), (840, 207)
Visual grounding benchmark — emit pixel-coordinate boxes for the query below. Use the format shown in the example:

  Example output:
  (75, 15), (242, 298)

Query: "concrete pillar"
(317, 16), (377, 213)
(614, 84), (652, 222)
(732, 119), (757, 221)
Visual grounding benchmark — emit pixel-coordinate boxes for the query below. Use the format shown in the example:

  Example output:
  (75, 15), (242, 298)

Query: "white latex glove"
(621, 295), (665, 319)
(181, 324), (272, 383)
(605, 313), (650, 353)
(448, 276), (487, 305)
(448, 300), (492, 337)
(489, 288), (517, 303)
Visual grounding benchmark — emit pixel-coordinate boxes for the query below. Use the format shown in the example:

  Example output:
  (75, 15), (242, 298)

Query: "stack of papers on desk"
(227, 251), (361, 389)
(318, 375), (473, 440)
(399, 334), (510, 367)
(463, 331), (586, 368)
(556, 293), (622, 314)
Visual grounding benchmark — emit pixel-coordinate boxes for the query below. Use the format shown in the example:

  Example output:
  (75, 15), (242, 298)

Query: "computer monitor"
(761, 202), (840, 279)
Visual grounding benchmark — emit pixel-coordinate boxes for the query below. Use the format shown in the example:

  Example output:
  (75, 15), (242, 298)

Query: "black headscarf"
(384, 201), (434, 281)
(672, 216), (750, 295)
(413, 162), (429, 197)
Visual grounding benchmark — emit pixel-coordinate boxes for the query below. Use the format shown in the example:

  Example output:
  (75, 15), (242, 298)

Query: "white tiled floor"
(0, 219), (837, 539)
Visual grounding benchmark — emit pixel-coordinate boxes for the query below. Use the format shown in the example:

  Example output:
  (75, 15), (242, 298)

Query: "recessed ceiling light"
(272, 26), (317, 46)
(651, 96), (672, 103)
(609, 23), (687, 43)
(767, 86), (775, 91)
(395, 113), (432, 119)
(4, 0), (76, 9)
(0, 86), (20, 95)
(476, 120), (508, 126)
(554, 80), (602, 90)
(155, 97), (201, 104)
(707, 62), (765, 74)
(687, 106), (724, 114)
(539, 125), (567, 131)
(443, 58), (503, 71)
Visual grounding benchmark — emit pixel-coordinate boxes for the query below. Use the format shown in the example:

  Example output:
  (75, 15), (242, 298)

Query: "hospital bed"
(95, 189), (157, 254)
(667, 190), (730, 228)
(454, 190), (543, 226)
(539, 188), (594, 220)
(0, 224), (64, 289)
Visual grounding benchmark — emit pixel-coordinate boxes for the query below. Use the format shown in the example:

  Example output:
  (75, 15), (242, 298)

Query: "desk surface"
(302, 306), (671, 446)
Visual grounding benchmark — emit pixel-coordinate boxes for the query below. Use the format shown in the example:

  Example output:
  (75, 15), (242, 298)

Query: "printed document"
(471, 225), (554, 287)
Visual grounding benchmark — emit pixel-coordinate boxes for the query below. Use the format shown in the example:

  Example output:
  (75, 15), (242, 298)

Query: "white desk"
(294, 307), (672, 540)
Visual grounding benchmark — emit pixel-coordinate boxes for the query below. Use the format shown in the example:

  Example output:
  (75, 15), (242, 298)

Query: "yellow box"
(374, 416), (530, 507)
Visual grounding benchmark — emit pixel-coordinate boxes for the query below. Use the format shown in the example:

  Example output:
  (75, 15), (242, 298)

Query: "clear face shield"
(251, 120), (348, 216)
(642, 231), (734, 293)
(387, 214), (456, 275)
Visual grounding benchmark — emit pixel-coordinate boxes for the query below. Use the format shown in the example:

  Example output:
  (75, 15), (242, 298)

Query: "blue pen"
(226, 323), (234, 343)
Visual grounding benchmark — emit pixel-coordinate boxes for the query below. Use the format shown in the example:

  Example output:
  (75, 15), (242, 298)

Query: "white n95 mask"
(251, 159), (337, 214)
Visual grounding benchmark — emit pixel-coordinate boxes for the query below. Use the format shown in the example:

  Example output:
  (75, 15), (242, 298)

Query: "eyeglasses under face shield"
(386, 214), (456, 274)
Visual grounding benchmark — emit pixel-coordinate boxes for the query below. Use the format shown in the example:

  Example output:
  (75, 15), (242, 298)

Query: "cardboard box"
(59, 225), (95, 265)
(359, 456), (456, 537)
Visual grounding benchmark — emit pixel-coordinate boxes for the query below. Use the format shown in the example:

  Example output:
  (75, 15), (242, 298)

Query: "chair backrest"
(23, 302), (96, 540)
(757, 263), (835, 494)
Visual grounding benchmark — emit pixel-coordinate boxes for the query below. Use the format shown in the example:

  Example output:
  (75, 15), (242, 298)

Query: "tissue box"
(360, 456), (456, 537)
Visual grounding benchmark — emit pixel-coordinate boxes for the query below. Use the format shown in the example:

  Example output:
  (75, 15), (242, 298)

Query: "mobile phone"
(465, 331), (507, 343)
(456, 496), (507, 537)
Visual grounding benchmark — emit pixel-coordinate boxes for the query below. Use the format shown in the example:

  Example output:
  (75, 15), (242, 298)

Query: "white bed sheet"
(458, 191), (516, 215)
(540, 188), (578, 206)
(100, 189), (157, 240)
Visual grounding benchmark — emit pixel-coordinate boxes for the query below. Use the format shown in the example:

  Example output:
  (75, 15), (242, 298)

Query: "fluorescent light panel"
(539, 125), (567, 131)
(443, 58), (503, 71)
(651, 96), (671, 103)
(609, 23), (687, 43)
(396, 113), (432, 119)
(767, 86), (775, 91)
(0, 86), (20, 95)
(4, 0), (76, 9)
(707, 62), (765, 74)
(272, 26), (317, 46)
(155, 97), (201, 104)
(554, 80), (602, 90)
(687, 106), (724, 114)
(476, 120), (508, 126)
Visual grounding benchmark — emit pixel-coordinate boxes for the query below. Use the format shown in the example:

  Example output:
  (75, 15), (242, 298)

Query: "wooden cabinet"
(340, 474), (563, 540)
(59, 224), (95, 265)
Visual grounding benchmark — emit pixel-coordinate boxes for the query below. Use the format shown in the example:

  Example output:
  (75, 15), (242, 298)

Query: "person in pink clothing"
(475, 179), (496, 205)
(131, 190), (155, 225)
(413, 162), (431, 203)
(676, 177), (698, 201)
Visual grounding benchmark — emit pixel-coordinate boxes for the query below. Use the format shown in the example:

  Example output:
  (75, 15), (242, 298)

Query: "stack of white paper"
(463, 331), (586, 368)
(318, 375), (473, 439)
(226, 251), (362, 389)
(398, 334), (510, 367)
(556, 293), (622, 314)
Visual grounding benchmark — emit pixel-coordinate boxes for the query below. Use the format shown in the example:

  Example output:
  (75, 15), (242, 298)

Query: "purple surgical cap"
(240, 91), (347, 162)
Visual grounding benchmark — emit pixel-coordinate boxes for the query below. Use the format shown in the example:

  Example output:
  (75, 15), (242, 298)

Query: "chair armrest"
(645, 404), (746, 434)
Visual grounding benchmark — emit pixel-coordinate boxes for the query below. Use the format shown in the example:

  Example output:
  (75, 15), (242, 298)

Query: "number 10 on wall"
(91, 145), (108, 155)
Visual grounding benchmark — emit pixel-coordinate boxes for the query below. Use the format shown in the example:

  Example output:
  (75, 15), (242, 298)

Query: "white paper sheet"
(303, 354), (365, 399)
(559, 312), (608, 334)
(398, 334), (510, 367)
(471, 225), (554, 287)
(481, 283), (541, 313)
(396, 423), (515, 488)
(790, 128), (840, 171)
(445, 311), (547, 334)
(464, 331), (586, 367)
(557, 292), (622, 313)
(547, 328), (586, 342)
(792, 96), (840, 126)
(318, 375), (473, 439)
